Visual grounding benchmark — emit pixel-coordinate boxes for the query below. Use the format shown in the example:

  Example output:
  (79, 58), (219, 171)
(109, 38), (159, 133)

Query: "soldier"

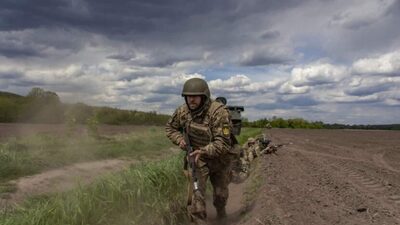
(244, 137), (258, 162)
(230, 144), (248, 184)
(165, 78), (234, 224)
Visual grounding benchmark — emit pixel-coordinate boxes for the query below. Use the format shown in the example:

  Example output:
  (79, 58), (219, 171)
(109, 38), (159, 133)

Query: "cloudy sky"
(1, 0), (399, 124)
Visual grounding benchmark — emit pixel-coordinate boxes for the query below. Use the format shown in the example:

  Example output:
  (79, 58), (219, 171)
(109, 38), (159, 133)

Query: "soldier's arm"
(165, 108), (184, 146)
(201, 107), (232, 157)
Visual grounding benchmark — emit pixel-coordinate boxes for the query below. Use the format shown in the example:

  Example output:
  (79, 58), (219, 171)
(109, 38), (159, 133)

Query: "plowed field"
(241, 129), (400, 225)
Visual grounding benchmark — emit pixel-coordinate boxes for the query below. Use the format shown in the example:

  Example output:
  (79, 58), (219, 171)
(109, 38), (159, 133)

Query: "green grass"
(0, 126), (175, 182)
(0, 154), (188, 225)
(0, 126), (262, 225)
(236, 127), (263, 144)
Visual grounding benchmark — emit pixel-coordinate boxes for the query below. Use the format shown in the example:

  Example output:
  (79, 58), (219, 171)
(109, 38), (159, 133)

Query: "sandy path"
(0, 159), (133, 208)
(205, 181), (247, 224)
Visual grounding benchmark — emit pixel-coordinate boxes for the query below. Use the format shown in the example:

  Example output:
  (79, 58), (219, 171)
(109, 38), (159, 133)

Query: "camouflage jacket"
(165, 100), (232, 158)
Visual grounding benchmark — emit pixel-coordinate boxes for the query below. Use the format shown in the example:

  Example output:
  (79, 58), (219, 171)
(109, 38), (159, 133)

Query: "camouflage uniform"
(238, 138), (252, 168)
(165, 78), (233, 224)
(230, 144), (247, 183)
(242, 138), (257, 162)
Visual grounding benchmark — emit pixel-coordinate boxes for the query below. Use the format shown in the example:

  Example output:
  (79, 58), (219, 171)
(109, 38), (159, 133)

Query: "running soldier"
(165, 78), (234, 224)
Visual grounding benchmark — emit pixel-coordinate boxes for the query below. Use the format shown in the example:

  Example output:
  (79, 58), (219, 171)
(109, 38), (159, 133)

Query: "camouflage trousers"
(187, 155), (233, 224)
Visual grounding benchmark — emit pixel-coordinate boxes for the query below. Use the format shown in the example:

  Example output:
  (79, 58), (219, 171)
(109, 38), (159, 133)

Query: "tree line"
(243, 117), (324, 129)
(243, 117), (400, 130)
(1, 88), (399, 130)
(0, 88), (169, 126)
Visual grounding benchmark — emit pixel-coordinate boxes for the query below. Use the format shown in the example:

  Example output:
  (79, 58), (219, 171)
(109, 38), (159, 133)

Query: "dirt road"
(240, 129), (400, 225)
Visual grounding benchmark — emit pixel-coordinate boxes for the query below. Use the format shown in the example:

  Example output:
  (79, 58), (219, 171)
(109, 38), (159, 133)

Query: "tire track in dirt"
(294, 148), (400, 223)
(373, 152), (400, 174)
(239, 131), (400, 225)
(295, 148), (400, 208)
(332, 160), (400, 212)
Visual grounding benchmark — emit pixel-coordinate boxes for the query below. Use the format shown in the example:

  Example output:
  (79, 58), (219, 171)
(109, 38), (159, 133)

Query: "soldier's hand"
(189, 149), (204, 165)
(179, 139), (186, 150)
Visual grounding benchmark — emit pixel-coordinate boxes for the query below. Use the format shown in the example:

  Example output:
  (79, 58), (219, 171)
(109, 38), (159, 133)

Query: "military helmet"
(248, 137), (256, 143)
(182, 78), (210, 98)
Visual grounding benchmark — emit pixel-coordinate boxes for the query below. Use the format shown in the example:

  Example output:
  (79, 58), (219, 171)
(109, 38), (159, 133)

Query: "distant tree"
(27, 87), (60, 104)
(18, 87), (63, 123)
(0, 98), (20, 122)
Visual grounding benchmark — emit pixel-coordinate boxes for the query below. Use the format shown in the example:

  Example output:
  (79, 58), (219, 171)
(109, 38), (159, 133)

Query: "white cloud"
(278, 82), (310, 94)
(352, 50), (400, 75)
(209, 75), (282, 94)
(277, 62), (347, 95)
(290, 63), (347, 87)
(210, 75), (251, 88)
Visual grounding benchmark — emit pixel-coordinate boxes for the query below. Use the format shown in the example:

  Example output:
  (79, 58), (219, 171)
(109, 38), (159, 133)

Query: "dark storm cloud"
(345, 82), (395, 96)
(240, 53), (293, 67)
(328, 0), (398, 30)
(143, 95), (170, 103)
(0, 27), (89, 59)
(0, 45), (42, 58)
(107, 53), (136, 62)
(11, 79), (44, 87)
(0, 69), (43, 87)
(0, 70), (23, 79)
(260, 30), (280, 40)
(0, 0), (87, 31)
(252, 94), (318, 110)
(130, 54), (201, 68)
(0, 0), (311, 69)
(153, 85), (182, 95)
(253, 102), (292, 110)
(0, 0), (302, 46)
(279, 95), (319, 107)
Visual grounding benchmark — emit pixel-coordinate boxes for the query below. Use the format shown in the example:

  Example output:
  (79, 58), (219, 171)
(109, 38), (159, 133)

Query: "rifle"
(261, 142), (291, 155)
(183, 129), (199, 206)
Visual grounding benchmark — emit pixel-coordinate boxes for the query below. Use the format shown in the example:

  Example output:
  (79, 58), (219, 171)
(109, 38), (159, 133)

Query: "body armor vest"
(185, 101), (224, 149)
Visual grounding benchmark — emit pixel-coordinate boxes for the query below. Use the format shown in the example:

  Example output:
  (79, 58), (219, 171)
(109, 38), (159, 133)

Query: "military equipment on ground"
(215, 97), (244, 135)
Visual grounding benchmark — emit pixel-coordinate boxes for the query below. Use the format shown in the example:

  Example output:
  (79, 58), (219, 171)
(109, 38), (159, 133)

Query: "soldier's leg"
(209, 161), (232, 219)
(188, 161), (209, 224)
(240, 157), (249, 173)
(255, 146), (261, 158)
(248, 151), (254, 162)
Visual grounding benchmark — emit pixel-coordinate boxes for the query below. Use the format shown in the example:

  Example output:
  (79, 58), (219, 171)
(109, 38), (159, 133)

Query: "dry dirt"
(236, 129), (400, 225)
